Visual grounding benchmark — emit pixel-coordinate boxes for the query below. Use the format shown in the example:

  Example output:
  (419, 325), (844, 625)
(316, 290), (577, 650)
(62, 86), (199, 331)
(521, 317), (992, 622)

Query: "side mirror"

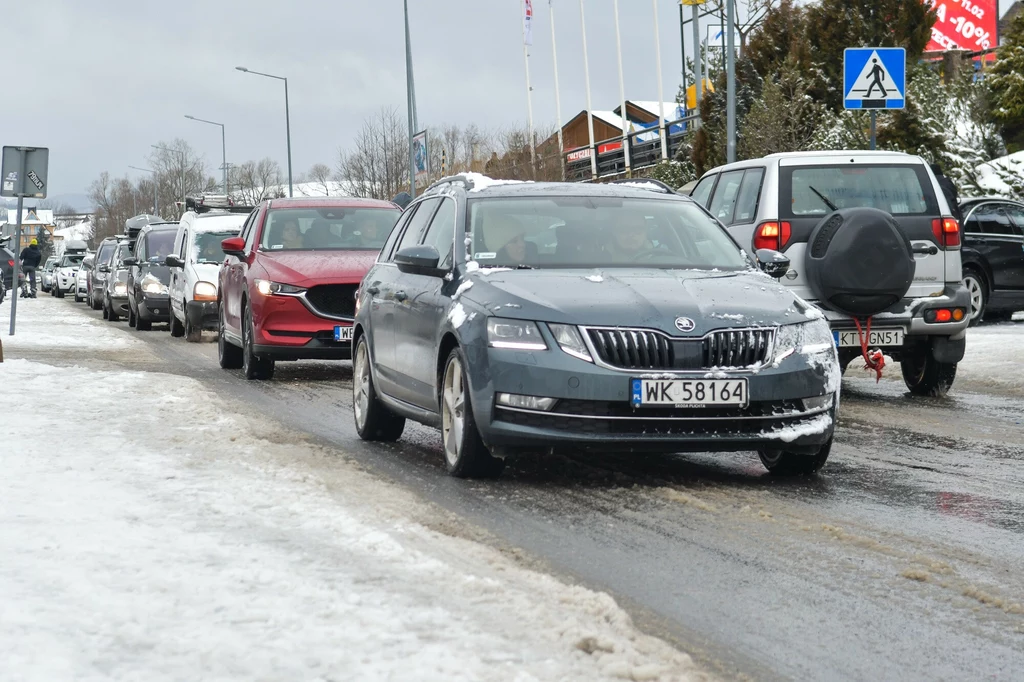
(394, 244), (442, 276)
(221, 237), (246, 257)
(165, 255), (185, 268)
(755, 248), (790, 279)
(122, 257), (138, 267)
(98, 264), (110, 273)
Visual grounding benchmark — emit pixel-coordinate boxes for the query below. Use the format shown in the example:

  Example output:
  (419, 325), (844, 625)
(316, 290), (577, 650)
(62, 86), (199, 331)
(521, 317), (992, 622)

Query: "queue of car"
(49, 153), (1022, 480)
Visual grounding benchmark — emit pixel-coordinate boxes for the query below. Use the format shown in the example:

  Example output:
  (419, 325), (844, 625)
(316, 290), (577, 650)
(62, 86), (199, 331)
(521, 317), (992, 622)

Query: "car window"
(1000, 204), (1024, 235)
(731, 168), (765, 225)
(143, 231), (176, 263)
(395, 198), (441, 254)
(420, 198), (456, 269)
(974, 205), (1015, 236)
(708, 170), (745, 223)
(179, 228), (189, 259)
(467, 196), (748, 270)
(241, 209), (260, 252)
(194, 230), (236, 263)
(691, 174), (716, 207)
(96, 242), (116, 266)
(783, 164), (936, 217)
(381, 208), (415, 262)
(136, 235), (148, 261)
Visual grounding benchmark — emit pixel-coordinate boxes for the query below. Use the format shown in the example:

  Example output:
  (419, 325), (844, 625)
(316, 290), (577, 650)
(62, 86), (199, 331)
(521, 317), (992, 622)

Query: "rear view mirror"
(221, 237), (246, 257)
(98, 264), (110, 273)
(122, 257), (138, 267)
(395, 245), (442, 276)
(755, 249), (790, 279)
(165, 255), (185, 268)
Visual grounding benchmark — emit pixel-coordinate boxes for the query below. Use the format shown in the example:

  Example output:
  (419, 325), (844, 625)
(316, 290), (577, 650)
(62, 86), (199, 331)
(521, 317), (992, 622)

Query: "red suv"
(217, 197), (401, 379)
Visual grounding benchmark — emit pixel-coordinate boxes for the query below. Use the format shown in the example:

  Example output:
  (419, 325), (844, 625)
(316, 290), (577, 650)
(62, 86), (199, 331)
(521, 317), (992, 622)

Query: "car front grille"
(703, 329), (774, 368)
(586, 328), (674, 369)
(304, 284), (358, 320)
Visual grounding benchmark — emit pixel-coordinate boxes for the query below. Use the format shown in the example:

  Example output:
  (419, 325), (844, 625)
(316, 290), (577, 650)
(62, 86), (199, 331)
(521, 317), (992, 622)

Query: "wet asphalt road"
(29, 305), (1024, 681)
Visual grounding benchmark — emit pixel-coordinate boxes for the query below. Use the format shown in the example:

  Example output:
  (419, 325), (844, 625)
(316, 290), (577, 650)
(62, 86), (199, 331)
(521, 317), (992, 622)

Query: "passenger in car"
(484, 215), (531, 264)
(303, 219), (333, 248)
(280, 220), (303, 249)
(353, 215), (383, 246)
(605, 215), (655, 261)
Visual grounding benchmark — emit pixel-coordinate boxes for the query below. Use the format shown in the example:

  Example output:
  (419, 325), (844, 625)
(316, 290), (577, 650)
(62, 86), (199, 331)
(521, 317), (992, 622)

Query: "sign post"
(843, 48), (905, 151)
(1, 146), (50, 336)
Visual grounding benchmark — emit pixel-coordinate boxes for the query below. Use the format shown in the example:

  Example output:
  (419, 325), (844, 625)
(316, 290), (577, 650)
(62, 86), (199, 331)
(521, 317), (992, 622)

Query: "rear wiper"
(808, 186), (838, 212)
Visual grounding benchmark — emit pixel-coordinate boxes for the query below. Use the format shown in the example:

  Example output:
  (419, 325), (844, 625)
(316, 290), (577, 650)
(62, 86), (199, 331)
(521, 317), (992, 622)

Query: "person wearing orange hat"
(20, 238), (42, 297)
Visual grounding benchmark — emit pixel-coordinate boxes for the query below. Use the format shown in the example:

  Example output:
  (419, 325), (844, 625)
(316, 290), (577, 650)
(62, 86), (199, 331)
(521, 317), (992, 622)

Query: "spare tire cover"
(805, 207), (916, 317)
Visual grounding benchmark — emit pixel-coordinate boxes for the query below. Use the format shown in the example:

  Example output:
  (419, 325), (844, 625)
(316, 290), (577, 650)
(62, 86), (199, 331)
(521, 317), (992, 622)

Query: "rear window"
(782, 164), (937, 218)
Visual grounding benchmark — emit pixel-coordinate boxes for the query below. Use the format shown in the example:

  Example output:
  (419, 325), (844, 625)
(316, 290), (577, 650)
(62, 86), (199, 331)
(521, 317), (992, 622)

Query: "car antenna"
(808, 186), (838, 212)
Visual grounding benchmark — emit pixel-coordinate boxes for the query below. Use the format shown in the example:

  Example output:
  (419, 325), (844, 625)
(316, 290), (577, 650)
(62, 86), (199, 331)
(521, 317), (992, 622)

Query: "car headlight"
(141, 274), (168, 295)
(193, 281), (218, 301)
(255, 279), (305, 296)
(548, 323), (593, 362)
(113, 282), (127, 295)
(773, 320), (835, 363)
(487, 318), (548, 350)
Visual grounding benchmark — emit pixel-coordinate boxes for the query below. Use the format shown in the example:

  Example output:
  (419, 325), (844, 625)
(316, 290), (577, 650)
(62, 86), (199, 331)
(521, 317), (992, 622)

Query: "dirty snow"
(759, 413), (833, 443)
(586, 273), (605, 283)
(453, 280), (474, 299)
(1, 301), (138, 350)
(709, 313), (745, 322)
(0, 299), (706, 682)
(448, 302), (468, 328)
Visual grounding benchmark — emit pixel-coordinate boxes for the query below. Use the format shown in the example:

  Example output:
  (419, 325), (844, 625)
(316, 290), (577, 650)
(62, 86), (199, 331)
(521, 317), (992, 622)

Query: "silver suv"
(692, 151), (970, 396)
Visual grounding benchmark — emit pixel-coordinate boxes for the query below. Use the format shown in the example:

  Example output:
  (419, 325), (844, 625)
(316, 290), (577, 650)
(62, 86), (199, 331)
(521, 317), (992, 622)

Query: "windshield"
(784, 164), (936, 217)
(193, 231), (236, 264)
(143, 230), (176, 263)
(97, 242), (116, 265)
(467, 197), (748, 270)
(61, 255), (84, 267)
(260, 207), (400, 252)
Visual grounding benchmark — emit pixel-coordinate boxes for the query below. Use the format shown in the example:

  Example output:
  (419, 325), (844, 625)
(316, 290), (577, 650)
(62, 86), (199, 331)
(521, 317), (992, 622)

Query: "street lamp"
(151, 144), (186, 209)
(235, 65), (293, 197)
(185, 115), (228, 196)
(128, 166), (158, 215)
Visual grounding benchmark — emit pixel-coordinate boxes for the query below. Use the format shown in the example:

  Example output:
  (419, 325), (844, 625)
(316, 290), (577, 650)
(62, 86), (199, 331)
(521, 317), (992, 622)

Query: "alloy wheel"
(353, 340), (370, 430)
(963, 274), (984, 321)
(441, 356), (467, 467)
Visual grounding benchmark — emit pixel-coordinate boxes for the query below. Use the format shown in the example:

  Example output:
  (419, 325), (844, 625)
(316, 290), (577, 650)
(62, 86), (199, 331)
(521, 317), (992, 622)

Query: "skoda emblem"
(674, 317), (696, 332)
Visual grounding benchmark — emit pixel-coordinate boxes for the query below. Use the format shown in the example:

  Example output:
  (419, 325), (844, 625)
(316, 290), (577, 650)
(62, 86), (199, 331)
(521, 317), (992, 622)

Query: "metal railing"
(562, 113), (701, 182)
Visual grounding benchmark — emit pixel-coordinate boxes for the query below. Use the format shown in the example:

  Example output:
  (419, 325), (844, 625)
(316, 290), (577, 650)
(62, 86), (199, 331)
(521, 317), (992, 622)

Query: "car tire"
(440, 347), (504, 478)
(217, 306), (243, 369)
(56, 286), (64, 299)
(74, 289), (83, 303)
(170, 310), (185, 338)
(102, 303), (109, 320)
(962, 267), (987, 327)
(352, 335), (406, 442)
(128, 302), (137, 328)
(184, 311), (202, 343)
(242, 304), (274, 380)
(759, 437), (833, 476)
(900, 347), (957, 397)
(108, 300), (120, 323)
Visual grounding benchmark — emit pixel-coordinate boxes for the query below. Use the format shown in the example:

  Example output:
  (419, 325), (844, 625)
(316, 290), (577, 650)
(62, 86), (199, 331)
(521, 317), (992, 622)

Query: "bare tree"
(336, 106), (409, 200)
(148, 138), (217, 216)
(88, 173), (139, 245)
(306, 163), (334, 196)
(230, 158), (283, 205)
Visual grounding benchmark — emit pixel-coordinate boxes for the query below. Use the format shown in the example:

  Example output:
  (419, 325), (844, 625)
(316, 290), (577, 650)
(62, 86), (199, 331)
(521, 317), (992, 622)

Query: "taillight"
(6, 260), (12, 267)
(931, 217), (961, 248)
(754, 221), (792, 251)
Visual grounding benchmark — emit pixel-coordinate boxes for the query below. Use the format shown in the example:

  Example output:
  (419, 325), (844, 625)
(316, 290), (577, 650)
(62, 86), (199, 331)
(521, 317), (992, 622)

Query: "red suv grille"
(304, 284), (358, 319)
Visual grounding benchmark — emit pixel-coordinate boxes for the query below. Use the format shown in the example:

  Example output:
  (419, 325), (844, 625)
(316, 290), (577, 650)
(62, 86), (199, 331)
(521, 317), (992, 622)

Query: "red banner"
(926, 0), (997, 52)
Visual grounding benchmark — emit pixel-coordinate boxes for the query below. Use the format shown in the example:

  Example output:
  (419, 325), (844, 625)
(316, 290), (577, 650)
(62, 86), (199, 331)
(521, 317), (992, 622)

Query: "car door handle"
(365, 285), (380, 295)
(394, 290), (408, 302)
(913, 244), (939, 255)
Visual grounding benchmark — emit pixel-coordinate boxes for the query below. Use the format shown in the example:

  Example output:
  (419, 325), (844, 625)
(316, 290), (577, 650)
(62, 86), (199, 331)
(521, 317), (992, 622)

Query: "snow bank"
(1, 299), (138, 350)
(0, 303), (706, 681)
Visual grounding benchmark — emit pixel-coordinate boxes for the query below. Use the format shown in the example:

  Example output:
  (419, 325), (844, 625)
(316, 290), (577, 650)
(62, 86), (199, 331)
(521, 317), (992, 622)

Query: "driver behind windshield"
(197, 238), (222, 263)
(604, 213), (654, 262)
(483, 215), (529, 265)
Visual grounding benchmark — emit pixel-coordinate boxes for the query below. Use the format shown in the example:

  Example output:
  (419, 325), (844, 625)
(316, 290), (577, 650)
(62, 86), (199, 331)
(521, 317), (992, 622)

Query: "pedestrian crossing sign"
(843, 47), (905, 110)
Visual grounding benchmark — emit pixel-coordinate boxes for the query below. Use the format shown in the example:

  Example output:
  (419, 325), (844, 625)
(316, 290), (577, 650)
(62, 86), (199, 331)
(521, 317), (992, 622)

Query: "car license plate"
(334, 325), (354, 342)
(631, 378), (748, 408)
(833, 329), (903, 347)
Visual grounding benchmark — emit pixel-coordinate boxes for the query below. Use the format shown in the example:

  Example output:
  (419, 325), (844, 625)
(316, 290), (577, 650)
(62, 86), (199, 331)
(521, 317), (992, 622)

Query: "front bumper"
(186, 300), (219, 331)
(109, 294), (130, 315)
(138, 293), (170, 321)
(252, 293), (353, 360)
(469, 344), (838, 455)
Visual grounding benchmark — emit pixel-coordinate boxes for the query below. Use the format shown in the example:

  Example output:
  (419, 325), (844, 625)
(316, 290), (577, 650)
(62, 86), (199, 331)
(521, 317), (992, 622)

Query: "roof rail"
(607, 178), (677, 194)
(185, 194), (255, 214)
(424, 174), (478, 194)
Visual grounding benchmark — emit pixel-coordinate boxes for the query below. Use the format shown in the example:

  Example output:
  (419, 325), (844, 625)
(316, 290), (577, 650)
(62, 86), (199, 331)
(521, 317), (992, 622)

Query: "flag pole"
(579, 0), (599, 180)
(653, 0), (668, 161)
(550, 0), (566, 179)
(613, 0), (631, 178)
(521, 0), (537, 175)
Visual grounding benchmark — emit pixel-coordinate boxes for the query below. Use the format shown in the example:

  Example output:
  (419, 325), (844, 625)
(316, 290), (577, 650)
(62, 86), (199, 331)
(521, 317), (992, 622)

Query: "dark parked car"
(959, 197), (1024, 324)
(1, 245), (16, 291)
(125, 223), (177, 330)
(352, 175), (843, 478)
(89, 237), (121, 311)
(103, 242), (132, 322)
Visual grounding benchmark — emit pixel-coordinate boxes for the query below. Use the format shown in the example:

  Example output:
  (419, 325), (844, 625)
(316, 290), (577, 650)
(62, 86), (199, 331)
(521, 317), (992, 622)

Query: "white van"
(166, 198), (251, 342)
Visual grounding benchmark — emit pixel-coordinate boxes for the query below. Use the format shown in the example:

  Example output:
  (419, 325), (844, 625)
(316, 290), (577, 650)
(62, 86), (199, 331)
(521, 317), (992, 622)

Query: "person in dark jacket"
(931, 163), (962, 222)
(20, 239), (42, 297)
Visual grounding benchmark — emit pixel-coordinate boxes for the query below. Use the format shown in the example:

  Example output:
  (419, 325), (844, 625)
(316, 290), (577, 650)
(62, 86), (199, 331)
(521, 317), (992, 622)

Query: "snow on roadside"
(1, 297), (138, 350)
(0, 307), (705, 681)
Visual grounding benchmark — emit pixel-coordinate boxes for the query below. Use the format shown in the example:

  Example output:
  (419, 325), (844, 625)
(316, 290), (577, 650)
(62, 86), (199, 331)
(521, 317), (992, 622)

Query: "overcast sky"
(2, 0), (1012, 203)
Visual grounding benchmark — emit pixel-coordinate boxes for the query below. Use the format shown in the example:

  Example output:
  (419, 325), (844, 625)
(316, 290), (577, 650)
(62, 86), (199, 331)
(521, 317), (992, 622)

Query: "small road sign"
(844, 48), (906, 110)
(1, 146), (49, 199)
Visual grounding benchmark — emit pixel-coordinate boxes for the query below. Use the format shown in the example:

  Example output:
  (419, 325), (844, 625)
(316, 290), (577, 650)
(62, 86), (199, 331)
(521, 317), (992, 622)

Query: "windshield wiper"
(512, 264), (535, 270)
(808, 185), (838, 212)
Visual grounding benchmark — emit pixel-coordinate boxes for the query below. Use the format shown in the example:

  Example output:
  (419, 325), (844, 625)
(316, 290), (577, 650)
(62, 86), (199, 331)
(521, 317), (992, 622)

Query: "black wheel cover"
(805, 207), (916, 317)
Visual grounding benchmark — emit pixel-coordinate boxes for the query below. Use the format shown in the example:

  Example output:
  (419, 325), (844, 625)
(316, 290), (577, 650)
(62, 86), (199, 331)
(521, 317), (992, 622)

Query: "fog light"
(496, 393), (558, 411)
(802, 394), (833, 411)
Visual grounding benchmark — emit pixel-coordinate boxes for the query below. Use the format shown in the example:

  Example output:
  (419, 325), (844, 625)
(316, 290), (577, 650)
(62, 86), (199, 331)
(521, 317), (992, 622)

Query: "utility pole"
(726, 0), (736, 162)
(404, 0), (418, 198)
(692, 1), (703, 128)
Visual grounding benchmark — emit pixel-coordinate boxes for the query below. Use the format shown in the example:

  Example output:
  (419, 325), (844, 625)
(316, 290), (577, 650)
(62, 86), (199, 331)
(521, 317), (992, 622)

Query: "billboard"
(926, 0), (997, 53)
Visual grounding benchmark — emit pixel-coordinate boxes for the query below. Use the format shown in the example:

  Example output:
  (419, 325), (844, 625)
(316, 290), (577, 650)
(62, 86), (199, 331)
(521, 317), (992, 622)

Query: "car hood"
(191, 262), (221, 285)
(257, 250), (378, 287)
(138, 264), (171, 285)
(462, 268), (814, 336)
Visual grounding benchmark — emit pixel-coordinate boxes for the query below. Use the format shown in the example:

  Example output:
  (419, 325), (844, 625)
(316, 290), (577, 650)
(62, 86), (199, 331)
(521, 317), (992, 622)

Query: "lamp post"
(128, 166), (158, 215)
(185, 115), (228, 196)
(151, 145), (186, 210)
(235, 66), (292, 197)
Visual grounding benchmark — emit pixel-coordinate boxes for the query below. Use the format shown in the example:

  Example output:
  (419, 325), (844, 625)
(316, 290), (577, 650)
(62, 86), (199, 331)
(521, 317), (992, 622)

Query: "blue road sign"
(844, 48), (905, 110)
